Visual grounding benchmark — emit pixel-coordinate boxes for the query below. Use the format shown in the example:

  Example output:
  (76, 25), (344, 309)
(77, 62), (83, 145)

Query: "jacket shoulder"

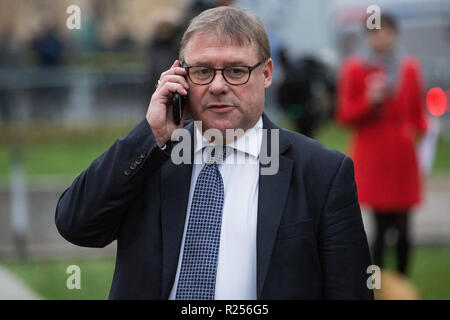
(281, 129), (355, 217)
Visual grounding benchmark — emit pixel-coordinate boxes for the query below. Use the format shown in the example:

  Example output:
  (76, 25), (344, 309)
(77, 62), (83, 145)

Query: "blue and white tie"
(175, 146), (227, 300)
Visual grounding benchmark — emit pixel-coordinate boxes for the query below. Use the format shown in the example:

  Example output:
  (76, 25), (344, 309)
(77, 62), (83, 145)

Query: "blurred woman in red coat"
(335, 13), (427, 275)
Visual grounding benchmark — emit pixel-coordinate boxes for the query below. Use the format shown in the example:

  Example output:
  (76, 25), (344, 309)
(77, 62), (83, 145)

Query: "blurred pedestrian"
(173, 1), (236, 48)
(29, 20), (66, 120)
(30, 23), (64, 67)
(145, 20), (180, 100)
(335, 13), (428, 275)
(0, 26), (20, 122)
(278, 52), (335, 138)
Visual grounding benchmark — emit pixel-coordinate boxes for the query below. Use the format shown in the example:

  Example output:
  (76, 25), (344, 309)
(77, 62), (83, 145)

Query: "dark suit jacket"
(55, 113), (373, 299)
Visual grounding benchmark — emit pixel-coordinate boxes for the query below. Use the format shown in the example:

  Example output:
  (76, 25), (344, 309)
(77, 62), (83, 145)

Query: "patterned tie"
(175, 145), (228, 300)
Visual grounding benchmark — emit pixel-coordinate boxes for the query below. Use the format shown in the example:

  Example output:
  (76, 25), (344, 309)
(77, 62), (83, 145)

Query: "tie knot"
(204, 145), (229, 165)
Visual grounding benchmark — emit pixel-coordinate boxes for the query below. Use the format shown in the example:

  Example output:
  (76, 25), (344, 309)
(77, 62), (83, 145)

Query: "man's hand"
(146, 60), (189, 147)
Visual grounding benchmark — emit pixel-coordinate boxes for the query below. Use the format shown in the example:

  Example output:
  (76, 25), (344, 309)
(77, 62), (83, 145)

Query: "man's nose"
(208, 70), (229, 94)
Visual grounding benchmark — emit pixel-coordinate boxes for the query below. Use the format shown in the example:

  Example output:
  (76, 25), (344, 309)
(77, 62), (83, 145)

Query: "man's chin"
(195, 118), (240, 141)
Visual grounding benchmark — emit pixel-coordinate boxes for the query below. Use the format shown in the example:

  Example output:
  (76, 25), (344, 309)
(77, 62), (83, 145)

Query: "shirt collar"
(194, 116), (263, 159)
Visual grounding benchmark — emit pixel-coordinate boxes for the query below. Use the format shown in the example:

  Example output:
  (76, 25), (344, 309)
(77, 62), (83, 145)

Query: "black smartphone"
(172, 92), (187, 125)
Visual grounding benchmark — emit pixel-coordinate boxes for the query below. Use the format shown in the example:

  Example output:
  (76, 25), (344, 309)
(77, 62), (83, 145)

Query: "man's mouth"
(207, 104), (235, 113)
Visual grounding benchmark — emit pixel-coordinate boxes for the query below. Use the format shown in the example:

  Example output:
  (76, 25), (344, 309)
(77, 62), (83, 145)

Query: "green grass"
(1, 257), (115, 300)
(0, 123), (133, 179)
(0, 148), (8, 177)
(433, 133), (450, 172)
(410, 247), (450, 299)
(316, 121), (351, 155)
(23, 141), (113, 177)
(0, 120), (449, 181)
(2, 246), (449, 299)
(383, 245), (450, 300)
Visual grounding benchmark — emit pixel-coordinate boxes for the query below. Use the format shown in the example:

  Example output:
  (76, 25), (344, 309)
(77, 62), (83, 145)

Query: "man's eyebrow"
(186, 61), (250, 67)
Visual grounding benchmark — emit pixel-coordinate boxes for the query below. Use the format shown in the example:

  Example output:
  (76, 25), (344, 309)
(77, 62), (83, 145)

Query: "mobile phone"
(172, 92), (187, 125)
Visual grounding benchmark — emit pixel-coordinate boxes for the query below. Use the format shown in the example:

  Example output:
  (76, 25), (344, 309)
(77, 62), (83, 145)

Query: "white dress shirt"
(169, 117), (263, 300)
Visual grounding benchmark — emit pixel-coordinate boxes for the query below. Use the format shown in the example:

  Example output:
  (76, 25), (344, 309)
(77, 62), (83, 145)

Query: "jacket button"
(130, 163), (137, 170)
(138, 152), (146, 159)
(124, 169), (131, 176)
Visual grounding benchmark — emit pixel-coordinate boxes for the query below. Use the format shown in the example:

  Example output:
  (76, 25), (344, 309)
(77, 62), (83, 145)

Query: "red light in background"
(426, 87), (447, 116)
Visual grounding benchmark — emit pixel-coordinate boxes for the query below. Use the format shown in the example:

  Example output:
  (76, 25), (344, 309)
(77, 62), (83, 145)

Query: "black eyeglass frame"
(183, 61), (263, 86)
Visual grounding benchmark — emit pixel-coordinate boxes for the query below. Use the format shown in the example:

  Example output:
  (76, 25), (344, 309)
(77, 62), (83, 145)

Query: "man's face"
(183, 33), (273, 136)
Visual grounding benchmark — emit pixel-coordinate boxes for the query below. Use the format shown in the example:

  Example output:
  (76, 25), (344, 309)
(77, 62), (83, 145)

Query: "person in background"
(145, 20), (180, 100)
(335, 13), (428, 275)
(30, 23), (64, 67)
(29, 20), (67, 120)
(278, 51), (335, 138)
(0, 26), (20, 122)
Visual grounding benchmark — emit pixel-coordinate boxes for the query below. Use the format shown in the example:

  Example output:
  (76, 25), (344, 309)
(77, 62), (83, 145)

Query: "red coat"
(335, 56), (428, 212)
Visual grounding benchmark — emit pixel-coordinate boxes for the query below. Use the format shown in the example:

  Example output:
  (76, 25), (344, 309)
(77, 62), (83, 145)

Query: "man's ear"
(263, 58), (273, 89)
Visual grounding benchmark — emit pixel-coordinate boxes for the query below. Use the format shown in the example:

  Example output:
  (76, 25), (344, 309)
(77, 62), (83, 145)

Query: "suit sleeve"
(335, 59), (377, 127)
(319, 155), (374, 299)
(55, 119), (171, 248)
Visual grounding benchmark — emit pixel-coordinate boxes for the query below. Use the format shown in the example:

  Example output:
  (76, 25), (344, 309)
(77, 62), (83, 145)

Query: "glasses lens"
(189, 67), (213, 84)
(223, 67), (250, 84)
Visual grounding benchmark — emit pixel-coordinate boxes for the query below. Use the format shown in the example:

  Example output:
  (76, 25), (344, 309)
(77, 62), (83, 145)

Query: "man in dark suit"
(55, 6), (373, 300)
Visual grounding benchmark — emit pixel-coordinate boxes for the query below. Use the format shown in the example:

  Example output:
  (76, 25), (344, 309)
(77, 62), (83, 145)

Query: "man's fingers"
(161, 61), (187, 80)
(161, 82), (188, 96)
(158, 75), (189, 90)
(160, 67), (187, 80)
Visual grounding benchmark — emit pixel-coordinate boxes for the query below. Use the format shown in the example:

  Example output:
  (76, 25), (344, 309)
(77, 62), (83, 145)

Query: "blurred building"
(0, 0), (185, 51)
(0, 0), (448, 126)
(0, 0), (189, 125)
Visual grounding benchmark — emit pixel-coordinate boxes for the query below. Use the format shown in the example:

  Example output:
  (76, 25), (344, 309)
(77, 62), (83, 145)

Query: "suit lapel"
(160, 121), (194, 299)
(257, 114), (293, 299)
(159, 115), (294, 299)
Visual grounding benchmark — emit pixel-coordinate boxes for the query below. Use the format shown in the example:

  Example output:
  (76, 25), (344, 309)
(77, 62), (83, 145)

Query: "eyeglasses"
(184, 61), (263, 86)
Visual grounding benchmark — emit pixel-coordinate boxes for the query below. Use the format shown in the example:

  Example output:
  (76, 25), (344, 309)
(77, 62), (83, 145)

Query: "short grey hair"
(179, 6), (271, 63)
